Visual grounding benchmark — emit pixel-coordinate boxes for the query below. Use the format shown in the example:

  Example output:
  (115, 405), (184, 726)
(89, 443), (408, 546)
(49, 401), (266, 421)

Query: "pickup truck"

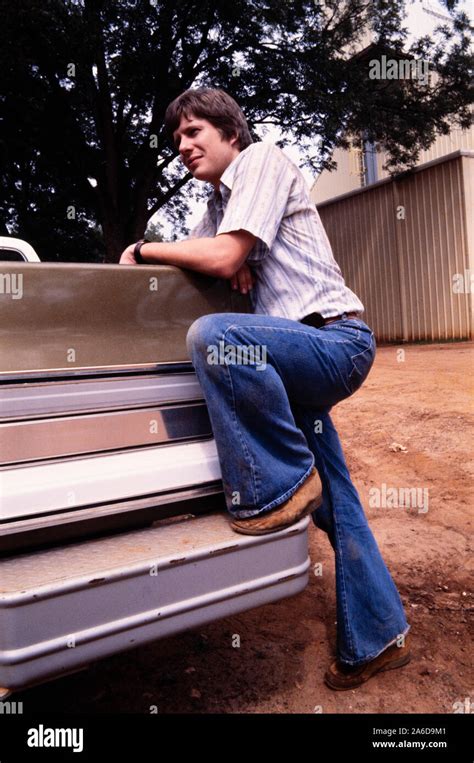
(0, 236), (41, 262)
(0, 239), (311, 698)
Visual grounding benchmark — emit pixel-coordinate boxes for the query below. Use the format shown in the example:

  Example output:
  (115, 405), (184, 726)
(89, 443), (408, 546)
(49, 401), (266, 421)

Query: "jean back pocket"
(347, 338), (376, 394)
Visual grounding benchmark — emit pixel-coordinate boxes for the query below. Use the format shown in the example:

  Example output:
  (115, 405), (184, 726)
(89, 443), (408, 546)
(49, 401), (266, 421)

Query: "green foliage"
(0, 0), (472, 261)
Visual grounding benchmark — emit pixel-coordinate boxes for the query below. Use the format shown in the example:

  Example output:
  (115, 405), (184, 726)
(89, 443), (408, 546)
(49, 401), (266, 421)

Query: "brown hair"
(164, 88), (253, 152)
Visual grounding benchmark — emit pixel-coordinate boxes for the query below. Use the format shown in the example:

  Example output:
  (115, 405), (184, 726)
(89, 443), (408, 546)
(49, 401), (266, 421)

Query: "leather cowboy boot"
(230, 467), (322, 535)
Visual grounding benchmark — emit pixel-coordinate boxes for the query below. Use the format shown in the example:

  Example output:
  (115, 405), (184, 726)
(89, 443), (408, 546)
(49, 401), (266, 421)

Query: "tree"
(0, 0), (472, 262)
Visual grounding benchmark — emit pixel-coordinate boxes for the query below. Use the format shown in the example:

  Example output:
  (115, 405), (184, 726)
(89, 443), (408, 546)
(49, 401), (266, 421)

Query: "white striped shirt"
(188, 141), (364, 321)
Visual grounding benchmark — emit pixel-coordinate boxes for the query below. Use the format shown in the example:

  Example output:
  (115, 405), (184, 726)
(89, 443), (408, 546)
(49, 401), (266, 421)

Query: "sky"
(150, 0), (472, 239)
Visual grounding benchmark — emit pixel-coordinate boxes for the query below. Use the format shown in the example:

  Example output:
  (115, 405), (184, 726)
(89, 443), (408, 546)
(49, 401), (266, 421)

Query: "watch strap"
(133, 240), (147, 264)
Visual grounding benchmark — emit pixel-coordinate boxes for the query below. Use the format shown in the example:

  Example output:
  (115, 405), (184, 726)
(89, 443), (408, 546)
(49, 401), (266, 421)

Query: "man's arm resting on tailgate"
(119, 230), (257, 280)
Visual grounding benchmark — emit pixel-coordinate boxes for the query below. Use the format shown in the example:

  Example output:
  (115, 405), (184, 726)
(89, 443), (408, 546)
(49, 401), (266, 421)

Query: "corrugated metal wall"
(317, 150), (473, 342)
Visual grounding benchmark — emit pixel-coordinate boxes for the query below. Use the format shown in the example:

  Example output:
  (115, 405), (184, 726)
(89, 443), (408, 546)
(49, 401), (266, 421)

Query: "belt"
(299, 311), (360, 329)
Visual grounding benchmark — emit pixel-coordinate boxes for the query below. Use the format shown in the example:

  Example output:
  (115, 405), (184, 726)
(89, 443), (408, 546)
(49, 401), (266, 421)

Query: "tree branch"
(146, 171), (193, 219)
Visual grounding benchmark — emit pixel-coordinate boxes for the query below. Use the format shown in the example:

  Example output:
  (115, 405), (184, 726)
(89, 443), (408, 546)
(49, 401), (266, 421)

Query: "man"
(120, 87), (411, 690)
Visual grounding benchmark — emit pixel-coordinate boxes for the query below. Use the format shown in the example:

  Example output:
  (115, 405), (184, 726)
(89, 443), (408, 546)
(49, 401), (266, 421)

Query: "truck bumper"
(0, 513), (310, 695)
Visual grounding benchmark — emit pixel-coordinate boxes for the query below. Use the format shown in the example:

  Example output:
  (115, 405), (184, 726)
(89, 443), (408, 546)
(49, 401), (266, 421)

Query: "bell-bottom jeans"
(186, 312), (410, 665)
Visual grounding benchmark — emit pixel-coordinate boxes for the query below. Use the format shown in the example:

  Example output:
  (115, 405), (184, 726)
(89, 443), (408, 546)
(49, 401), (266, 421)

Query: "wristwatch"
(133, 239), (148, 264)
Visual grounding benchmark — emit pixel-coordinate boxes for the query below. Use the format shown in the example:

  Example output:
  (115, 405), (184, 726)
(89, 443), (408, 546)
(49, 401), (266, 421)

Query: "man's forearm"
(139, 237), (229, 278)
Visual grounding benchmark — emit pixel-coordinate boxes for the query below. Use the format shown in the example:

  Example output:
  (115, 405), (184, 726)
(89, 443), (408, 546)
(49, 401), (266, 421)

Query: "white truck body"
(0, 241), (311, 697)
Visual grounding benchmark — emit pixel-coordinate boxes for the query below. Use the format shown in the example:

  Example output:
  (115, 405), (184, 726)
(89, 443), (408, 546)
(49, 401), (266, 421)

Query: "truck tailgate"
(0, 512), (310, 695)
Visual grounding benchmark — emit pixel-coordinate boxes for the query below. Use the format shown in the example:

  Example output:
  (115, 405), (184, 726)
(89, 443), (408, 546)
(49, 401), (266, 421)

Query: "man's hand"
(119, 244), (138, 265)
(230, 262), (255, 294)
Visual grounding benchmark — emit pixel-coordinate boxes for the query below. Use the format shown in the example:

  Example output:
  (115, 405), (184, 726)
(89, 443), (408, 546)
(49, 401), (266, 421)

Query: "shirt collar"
(209, 145), (252, 210)
(219, 148), (246, 191)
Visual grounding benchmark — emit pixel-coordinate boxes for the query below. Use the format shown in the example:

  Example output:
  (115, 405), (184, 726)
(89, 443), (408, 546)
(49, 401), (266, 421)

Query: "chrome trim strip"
(0, 435), (213, 472)
(0, 438), (222, 520)
(0, 495), (227, 554)
(0, 403), (211, 465)
(0, 362), (194, 383)
(0, 482), (223, 529)
(0, 373), (203, 420)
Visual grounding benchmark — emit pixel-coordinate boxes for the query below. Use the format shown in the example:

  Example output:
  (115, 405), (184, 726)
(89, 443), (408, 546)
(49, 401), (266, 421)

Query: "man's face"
(173, 113), (240, 190)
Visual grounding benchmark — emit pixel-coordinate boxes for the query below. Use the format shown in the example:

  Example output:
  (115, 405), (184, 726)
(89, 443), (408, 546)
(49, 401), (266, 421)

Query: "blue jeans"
(186, 312), (410, 665)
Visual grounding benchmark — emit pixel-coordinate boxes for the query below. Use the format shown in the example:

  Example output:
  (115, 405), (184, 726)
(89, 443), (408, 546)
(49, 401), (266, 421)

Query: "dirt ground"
(14, 342), (473, 714)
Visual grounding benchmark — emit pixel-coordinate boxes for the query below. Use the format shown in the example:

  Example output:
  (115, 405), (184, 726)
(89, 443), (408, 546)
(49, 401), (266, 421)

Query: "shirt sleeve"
(215, 143), (295, 258)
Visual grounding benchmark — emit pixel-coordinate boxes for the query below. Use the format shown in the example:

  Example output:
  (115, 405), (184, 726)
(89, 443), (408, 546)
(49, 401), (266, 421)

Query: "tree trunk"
(101, 212), (127, 263)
